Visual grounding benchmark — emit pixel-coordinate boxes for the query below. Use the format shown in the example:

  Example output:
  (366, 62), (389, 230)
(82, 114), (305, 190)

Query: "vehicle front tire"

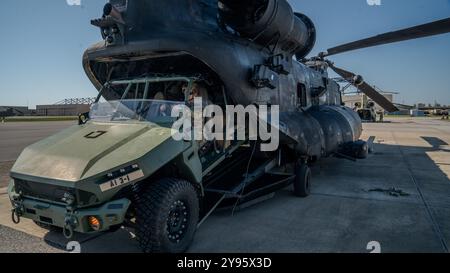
(135, 178), (199, 253)
(293, 163), (311, 198)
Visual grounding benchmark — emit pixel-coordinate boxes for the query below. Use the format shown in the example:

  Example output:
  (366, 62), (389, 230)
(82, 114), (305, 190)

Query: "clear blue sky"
(0, 0), (449, 108)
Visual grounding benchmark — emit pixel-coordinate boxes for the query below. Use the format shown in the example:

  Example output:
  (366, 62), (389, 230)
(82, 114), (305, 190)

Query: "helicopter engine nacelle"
(219, 0), (316, 59)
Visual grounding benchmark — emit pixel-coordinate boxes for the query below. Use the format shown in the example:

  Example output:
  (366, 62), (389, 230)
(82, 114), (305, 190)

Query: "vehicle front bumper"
(8, 180), (130, 234)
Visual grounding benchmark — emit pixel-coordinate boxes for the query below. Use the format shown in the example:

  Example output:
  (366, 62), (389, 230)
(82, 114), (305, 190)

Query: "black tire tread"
(293, 164), (311, 198)
(135, 178), (199, 253)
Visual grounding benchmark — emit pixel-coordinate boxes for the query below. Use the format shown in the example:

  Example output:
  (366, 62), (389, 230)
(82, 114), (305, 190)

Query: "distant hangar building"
(0, 106), (30, 117)
(36, 98), (96, 116)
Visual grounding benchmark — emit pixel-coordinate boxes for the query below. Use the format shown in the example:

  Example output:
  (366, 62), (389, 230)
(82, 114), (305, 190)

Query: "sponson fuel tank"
(280, 105), (362, 159)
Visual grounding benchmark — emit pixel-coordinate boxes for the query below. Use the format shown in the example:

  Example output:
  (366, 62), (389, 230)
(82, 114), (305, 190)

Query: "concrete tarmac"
(0, 118), (449, 253)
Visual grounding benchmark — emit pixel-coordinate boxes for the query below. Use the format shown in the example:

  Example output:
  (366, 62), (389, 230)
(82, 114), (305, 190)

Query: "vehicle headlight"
(88, 216), (102, 231)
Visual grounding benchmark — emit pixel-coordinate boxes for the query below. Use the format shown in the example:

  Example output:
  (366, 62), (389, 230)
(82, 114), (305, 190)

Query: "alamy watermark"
(66, 0), (81, 6)
(367, 241), (381, 253)
(170, 98), (280, 152)
(66, 241), (81, 253)
(367, 0), (382, 6)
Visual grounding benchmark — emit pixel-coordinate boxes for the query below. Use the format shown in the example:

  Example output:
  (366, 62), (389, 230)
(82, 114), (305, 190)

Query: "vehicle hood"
(11, 122), (176, 182)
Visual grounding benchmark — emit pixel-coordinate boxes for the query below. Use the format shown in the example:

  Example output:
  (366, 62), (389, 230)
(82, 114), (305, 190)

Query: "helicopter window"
(297, 83), (307, 107)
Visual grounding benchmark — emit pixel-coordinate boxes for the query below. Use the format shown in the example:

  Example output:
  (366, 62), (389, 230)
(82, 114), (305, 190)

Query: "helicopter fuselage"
(84, 0), (363, 160)
(84, 29), (362, 160)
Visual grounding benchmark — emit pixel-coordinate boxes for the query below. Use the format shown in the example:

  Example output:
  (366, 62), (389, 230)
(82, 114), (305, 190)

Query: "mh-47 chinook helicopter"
(355, 99), (378, 123)
(9, 0), (450, 253)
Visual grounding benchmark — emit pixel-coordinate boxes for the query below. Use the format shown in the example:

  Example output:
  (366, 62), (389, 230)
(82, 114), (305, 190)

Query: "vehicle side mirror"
(78, 112), (90, 125)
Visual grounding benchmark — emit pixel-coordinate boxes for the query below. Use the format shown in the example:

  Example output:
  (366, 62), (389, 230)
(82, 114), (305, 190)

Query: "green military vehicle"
(8, 76), (306, 253)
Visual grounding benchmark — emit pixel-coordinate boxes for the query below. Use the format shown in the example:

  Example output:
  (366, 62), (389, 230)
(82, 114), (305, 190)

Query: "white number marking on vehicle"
(100, 170), (144, 192)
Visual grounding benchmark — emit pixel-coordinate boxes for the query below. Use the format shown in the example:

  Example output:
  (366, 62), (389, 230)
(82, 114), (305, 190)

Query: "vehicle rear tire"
(135, 178), (199, 253)
(293, 163), (311, 197)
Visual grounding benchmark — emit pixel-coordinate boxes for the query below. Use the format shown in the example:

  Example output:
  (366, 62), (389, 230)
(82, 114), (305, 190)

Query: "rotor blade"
(324, 17), (450, 57)
(330, 65), (399, 112)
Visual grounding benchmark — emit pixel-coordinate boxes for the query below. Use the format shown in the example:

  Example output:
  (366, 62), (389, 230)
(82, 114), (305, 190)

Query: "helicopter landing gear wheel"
(135, 178), (199, 253)
(293, 162), (311, 198)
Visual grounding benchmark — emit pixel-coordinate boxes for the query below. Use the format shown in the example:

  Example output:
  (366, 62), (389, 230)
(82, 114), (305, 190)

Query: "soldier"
(379, 111), (384, 123)
(152, 92), (171, 117)
(187, 82), (211, 107)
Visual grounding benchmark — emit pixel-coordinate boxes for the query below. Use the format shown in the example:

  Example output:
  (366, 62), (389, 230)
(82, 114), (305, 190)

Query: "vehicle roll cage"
(95, 76), (200, 104)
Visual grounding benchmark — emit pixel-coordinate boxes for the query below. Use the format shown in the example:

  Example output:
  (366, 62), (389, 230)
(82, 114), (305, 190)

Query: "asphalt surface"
(0, 225), (63, 253)
(0, 118), (449, 253)
(0, 121), (75, 188)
